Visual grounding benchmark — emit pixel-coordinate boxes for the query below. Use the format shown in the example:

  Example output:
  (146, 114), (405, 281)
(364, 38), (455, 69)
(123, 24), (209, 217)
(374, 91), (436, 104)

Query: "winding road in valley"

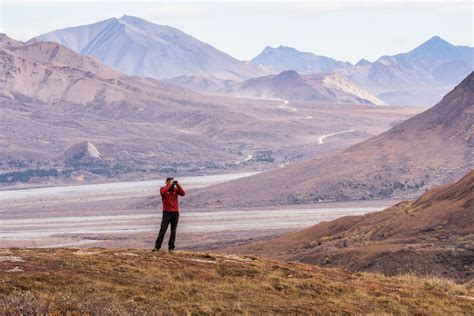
(318, 129), (355, 145)
(273, 99), (355, 145)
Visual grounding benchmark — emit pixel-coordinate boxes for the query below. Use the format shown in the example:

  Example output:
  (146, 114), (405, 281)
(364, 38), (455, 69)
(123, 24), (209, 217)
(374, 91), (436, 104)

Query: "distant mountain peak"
(251, 45), (351, 74)
(275, 69), (300, 79)
(405, 35), (458, 58)
(268, 45), (311, 54)
(262, 45), (298, 53)
(34, 16), (264, 80)
(271, 69), (303, 83)
(426, 35), (448, 44)
(418, 35), (453, 49)
(355, 35), (473, 105)
(277, 45), (295, 50)
(117, 14), (156, 27)
(355, 58), (371, 67)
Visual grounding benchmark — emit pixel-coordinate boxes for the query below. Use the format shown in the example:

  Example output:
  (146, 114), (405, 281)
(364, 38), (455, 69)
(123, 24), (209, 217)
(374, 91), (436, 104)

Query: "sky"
(0, 0), (472, 63)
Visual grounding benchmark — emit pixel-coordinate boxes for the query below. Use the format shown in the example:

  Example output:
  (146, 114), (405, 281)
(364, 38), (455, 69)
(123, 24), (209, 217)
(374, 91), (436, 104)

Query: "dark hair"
(166, 177), (174, 183)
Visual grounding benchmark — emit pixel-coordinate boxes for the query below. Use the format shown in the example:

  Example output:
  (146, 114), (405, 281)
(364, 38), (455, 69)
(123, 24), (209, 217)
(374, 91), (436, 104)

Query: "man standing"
(153, 177), (185, 252)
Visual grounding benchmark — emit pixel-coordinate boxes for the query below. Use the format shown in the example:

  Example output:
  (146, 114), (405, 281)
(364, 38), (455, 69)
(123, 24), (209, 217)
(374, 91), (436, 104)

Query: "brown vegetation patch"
(0, 248), (473, 315)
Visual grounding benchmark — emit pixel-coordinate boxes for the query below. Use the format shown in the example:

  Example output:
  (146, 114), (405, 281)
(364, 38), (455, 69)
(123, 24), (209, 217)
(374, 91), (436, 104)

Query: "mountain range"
(0, 33), (264, 183)
(250, 37), (474, 106)
(231, 169), (474, 283)
(1, 33), (414, 187)
(34, 15), (267, 80)
(0, 33), (236, 182)
(347, 36), (474, 106)
(168, 36), (473, 106)
(4, 15), (472, 190)
(33, 16), (473, 106)
(186, 72), (474, 208)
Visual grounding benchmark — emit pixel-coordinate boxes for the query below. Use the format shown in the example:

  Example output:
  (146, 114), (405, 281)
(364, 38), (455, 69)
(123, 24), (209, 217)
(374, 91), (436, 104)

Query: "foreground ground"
(0, 248), (473, 315)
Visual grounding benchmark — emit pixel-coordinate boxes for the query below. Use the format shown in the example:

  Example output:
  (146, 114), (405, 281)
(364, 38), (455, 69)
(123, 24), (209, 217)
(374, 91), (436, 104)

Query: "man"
(153, 177), (185, 252)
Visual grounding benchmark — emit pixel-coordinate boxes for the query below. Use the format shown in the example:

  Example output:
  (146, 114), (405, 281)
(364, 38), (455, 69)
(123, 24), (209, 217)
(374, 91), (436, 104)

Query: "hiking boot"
(152, 247), (160, 252)
(168, 249), (175, 253)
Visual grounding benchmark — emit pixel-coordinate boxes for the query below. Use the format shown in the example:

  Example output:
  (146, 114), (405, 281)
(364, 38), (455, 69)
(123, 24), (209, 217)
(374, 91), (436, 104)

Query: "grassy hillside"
(230, 170), (474, 284)
(1, 248), (473, 314)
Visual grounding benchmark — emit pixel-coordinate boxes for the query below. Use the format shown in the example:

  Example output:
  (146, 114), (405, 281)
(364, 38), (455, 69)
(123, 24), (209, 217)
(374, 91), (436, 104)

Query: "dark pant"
(155, 212), (180, 250)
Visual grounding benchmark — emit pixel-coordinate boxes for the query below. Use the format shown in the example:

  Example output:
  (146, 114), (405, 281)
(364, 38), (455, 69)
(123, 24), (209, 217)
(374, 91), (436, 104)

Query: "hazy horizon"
(1, 0), (472, 63)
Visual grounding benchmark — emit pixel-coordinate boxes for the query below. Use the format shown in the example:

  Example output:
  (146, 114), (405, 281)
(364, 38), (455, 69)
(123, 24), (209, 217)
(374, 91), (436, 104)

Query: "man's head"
(165, 177), (175, 184)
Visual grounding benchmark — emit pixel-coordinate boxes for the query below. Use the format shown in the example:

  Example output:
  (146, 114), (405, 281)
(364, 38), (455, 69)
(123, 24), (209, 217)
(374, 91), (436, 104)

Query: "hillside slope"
(0, 33), (185, 105)
(186, 72), (474, 208)
(230, 170), (474, 283)
(34, 15), (266, 80)
(1, 249), (473, 314)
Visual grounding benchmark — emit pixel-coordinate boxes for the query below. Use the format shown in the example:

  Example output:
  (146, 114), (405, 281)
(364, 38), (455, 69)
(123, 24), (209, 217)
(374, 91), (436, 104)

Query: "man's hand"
(175, 180), (185, 196)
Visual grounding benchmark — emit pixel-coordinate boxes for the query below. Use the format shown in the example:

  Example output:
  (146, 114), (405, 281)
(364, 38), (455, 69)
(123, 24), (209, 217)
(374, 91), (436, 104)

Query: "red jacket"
(160, 182), (185, 212)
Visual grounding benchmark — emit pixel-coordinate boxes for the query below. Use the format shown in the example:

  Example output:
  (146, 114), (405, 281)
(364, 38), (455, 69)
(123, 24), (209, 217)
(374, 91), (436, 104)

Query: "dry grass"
(0, 248), (473, 315)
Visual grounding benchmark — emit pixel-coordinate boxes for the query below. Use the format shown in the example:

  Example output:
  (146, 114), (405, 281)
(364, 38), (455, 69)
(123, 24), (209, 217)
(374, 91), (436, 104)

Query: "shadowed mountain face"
(186, 72), (474, 208)
(34, 15), (266, 80)
(250, 45), (351, 74)
(230, 170), (474, 283)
